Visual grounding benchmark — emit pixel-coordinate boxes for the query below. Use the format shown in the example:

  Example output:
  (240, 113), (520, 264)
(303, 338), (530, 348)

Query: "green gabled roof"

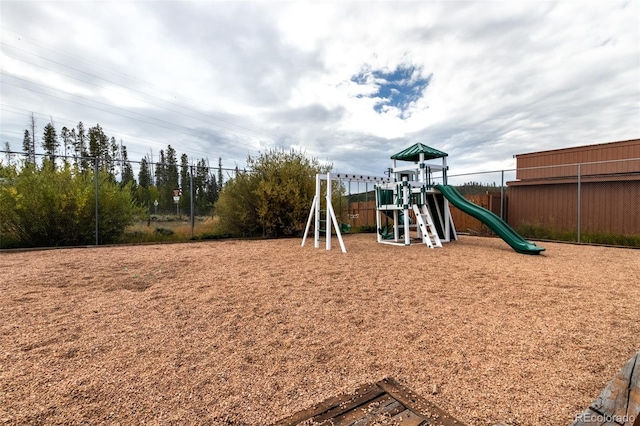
(391, 143), (448, 162)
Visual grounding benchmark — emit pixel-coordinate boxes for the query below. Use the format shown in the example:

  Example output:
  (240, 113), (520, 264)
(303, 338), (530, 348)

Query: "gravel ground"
(1, 234), (639, 425)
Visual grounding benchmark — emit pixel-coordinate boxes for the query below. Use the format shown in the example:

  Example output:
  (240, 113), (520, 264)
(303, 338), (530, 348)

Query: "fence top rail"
(439, 156), (640, 180)
(445, 169), (516, 179)
(517, 156), (640, 170)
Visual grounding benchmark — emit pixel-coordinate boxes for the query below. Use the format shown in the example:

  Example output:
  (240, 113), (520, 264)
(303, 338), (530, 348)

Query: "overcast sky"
(1, 1), (639, 179)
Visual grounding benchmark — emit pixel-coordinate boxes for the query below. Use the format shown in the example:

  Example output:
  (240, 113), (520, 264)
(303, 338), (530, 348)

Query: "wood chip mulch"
(1, 234), (639, 425)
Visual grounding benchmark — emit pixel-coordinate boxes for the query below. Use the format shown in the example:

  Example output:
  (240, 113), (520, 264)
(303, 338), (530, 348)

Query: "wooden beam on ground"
(571, 351), (639, 426)
(274, 377), (466, 426)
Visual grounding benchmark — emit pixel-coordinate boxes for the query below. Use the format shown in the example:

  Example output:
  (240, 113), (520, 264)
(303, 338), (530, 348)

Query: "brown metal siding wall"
(510, 139), (640, 236)
(580, 181), (640, 234)
(508, 184), (578, 232)
(508, 181), (640, 235)
(515, 139), (640, 180)
(581, 159), (640, 176)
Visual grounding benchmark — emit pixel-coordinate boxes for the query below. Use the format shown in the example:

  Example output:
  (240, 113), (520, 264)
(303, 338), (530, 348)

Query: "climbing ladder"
(412, 204), (442, 248)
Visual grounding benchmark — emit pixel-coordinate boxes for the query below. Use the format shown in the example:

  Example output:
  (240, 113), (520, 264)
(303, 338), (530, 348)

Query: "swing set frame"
(301, 172), (391, 253)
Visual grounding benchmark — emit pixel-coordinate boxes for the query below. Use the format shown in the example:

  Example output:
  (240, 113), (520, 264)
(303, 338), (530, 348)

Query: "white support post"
(326, 172), (332, 251)
(444, 198), (451, 242)
(301, 195), (317, 247)
(314, 173), (321, 248)
(403, 178), (410, 246)
(393, 209), (399, 241)
(375, 186), (382, 243)
(327, 199), (346, 253)
(323, 172), (347, 253)
(445, 200), (458, 240)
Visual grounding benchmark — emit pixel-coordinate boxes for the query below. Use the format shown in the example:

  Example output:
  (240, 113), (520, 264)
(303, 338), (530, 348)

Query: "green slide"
(435, 185), (545, 255)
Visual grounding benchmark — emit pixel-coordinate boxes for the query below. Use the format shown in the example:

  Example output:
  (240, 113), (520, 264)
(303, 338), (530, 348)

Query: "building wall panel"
(515, 139), (640, 181)
(508, 184), (578, 231)
(508, 181), (640, 235)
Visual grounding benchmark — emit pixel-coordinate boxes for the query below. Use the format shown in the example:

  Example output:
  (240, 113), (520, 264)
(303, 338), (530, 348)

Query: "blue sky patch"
(351, 65), (432, 118)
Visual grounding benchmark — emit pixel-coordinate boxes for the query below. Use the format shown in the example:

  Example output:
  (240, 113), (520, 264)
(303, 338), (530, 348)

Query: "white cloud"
(0, 0), (638, 176)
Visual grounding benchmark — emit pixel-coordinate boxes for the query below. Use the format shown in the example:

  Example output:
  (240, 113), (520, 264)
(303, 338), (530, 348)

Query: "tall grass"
(119, 216), (226, 243)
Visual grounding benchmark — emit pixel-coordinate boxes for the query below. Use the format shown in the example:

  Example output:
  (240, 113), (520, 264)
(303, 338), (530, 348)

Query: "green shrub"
(199, 232), (231, 240)
(0, 163), (144, 248)
(214, 149), (331, 238)
(153, 227), (175, 236)
(214, 171), (261, 237)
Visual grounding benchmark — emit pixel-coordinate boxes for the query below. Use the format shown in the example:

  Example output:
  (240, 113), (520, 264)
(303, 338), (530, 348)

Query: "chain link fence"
(0, 150), (239, 248)
(443, 158), (640, 246)
(1, 149), (639, 248)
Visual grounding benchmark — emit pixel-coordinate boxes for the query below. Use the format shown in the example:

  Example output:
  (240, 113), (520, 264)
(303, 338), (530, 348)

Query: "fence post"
(94, 157), (99, 246)
(190, 165), (195, 239)
(500, 169), (505, 220)
(577, 163), (581, 244)
(365, 182), (369, 227)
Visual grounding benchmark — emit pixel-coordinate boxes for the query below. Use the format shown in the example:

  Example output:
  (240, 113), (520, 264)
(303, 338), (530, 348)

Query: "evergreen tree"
(155, 149), (166, 187)
(206, 171), (218, 215)
(29, 113), (37, 161)
(138, 156), (152, 189)
(179, 153), (190, 212)
(108, 136), (118, 177)
(155, 149), (168, 209)
(166, 145), (179, 189)
(120, 145), (136, 191)
(60, 126), (73, 165)
(135, 155), (153, 211)
(194, 158), (210, 215)
(22, 130), (35, 164)
(74, 122), (88, 172)
(161, 145), (179, 211)
(88, 124), (109, 174)
(217, 156), (224, 193)
(41, 122), (59, 166)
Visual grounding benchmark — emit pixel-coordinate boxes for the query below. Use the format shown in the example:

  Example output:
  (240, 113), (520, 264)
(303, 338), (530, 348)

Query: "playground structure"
(374, 143), (455, 248)
(302, 143), (545, 254)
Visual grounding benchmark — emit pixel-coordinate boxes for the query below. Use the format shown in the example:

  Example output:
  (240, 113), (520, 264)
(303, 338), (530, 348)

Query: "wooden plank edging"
(571, 351), (639, 426)
(273, 377), (466, 426)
